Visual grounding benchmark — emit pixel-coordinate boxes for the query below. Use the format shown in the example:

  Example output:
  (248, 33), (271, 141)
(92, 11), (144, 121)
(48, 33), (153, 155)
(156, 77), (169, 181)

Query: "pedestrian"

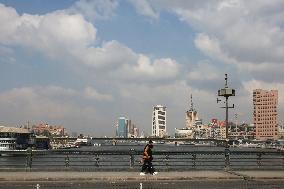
(140, 140), (158, 175)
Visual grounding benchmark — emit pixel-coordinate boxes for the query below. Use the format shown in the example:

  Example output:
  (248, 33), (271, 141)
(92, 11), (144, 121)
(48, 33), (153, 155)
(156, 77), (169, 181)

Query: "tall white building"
(152, 105), (167, 137)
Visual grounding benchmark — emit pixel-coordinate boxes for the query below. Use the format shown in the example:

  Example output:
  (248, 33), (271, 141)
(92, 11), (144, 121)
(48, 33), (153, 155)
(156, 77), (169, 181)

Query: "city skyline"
(0, 0), (284, 136)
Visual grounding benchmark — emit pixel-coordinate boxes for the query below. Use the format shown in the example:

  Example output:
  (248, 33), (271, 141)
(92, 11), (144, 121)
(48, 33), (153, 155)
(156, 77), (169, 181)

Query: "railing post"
(282, 153), (284, 168)
(257, 153), (262, 168)
(224, 147), (230, 169)
(165, 154), (169, 171)
(129, 148), (135, 168)
(95, 155), (100, 167)
(282, 152), (284, 168)
(192, 153), (196, 169)
(65, 154), (70, 168)
(26, 147), (33, 169)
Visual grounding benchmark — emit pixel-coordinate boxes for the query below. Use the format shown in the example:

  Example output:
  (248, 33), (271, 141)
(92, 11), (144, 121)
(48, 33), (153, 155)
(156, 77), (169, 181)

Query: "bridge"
(52, 137), (229, 145)
(1, 148), (283, 171)
(1, 148), (284, 188)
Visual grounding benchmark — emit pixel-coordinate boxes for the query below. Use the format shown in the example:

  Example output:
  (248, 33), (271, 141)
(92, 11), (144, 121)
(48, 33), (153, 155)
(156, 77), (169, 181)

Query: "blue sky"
(0, 0), (283, 136)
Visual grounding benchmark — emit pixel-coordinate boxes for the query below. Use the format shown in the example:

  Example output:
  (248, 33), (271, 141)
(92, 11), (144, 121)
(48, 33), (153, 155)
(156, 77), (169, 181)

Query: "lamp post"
(217, 74), (235, 139)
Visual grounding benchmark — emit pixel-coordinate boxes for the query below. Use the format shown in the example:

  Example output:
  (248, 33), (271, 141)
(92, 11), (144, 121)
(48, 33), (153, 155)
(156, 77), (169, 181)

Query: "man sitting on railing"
(140, 140), (158, 175)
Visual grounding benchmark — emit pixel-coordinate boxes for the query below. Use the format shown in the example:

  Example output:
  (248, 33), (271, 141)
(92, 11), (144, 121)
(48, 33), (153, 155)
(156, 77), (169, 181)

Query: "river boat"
(0, 126), (31, 153)
(74, 137), (92, 147)
(0, 138), (17, 156)
(0, 137), (16, 151)
(179, 142), (195, 146)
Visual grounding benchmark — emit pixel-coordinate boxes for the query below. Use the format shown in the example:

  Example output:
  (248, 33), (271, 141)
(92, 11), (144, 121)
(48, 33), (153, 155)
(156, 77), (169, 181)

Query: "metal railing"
(0, 148), (283, 171)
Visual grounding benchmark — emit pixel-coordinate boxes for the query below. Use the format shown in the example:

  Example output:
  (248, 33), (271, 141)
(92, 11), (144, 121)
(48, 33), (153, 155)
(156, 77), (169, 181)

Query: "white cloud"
(0, 4), (97, 61)
(0, 46), (15, 64)
(110, 54), (180, 81)
(84, 86), (113, 101)
(69, 0), (119, 21)
(0, 3), (181, 83)
(243, 79), (284, 107)
(194, 33), (227, 61)
(128, 0), (159, 19)
(135, 56), (179, 78)
(141, 0), (284, 83)
(0, 87), (83, 120)
(79, 40), (137, 69)
(188, 61), (220, 81)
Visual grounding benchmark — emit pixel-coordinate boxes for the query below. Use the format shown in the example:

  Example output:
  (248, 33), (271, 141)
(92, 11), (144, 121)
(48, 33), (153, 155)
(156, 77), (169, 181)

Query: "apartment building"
(152, 105), (167, 137)
(253, 89), (278, 140)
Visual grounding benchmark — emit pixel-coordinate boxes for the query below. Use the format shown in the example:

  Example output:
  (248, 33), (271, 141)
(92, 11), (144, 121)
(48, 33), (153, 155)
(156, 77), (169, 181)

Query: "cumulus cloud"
(79, 40), (137, 69)
(0, 87), (84, 120)
(194, 33), (230, 62)
(187, 61), (223, 88)
(0, 4), (97, 61)
(110, 54), (180, 81)
(139, 0), (284, 83)
(69, 0), (119, 21)
(243, 79), (284, 104)
(84, 86), (113, 101)
(0, 3), (181, 82)
(0, 46), (15, 64)
(128, 0), (159, 19)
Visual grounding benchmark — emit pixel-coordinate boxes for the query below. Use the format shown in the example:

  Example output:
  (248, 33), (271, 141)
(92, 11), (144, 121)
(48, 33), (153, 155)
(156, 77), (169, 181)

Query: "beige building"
(220, 126), (226, 139)
(253, 89), (278, 140)
(278, 124), (284, 139)
(185, 94), (199, 129)
(186, 110), (198, 129)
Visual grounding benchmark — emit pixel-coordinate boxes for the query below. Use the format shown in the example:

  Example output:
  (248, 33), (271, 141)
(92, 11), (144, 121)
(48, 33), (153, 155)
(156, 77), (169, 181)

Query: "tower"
(152, 105), (167, 137)
(185, 94), (198, 129)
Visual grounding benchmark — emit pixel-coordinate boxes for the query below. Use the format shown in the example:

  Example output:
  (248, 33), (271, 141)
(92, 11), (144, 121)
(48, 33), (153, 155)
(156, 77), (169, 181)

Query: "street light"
(217, 74), (235, 139)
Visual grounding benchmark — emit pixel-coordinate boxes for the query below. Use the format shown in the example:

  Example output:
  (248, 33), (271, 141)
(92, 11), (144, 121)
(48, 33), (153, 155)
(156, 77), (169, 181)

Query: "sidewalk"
(0, 171), (284, 182)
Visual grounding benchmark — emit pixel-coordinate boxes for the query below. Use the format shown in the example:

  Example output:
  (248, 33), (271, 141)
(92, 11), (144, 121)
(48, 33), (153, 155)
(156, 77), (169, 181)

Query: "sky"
(0, 0), (284, 137)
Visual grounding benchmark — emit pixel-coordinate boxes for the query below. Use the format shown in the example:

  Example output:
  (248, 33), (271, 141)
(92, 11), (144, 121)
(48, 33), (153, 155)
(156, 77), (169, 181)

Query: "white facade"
(175, 128), (193, 138)
(152, 105), (167, 137)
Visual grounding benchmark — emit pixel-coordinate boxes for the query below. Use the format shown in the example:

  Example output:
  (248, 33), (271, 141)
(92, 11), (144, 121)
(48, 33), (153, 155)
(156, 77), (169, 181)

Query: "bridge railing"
(0, 149), (283, 171)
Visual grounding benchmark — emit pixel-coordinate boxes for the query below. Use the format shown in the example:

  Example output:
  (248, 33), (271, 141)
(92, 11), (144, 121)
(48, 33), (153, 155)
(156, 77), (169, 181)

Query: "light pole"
(217, 74), (235, 139)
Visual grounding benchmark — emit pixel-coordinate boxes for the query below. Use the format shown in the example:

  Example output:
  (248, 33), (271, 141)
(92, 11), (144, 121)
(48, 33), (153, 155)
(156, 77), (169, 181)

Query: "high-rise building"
(116, 117), (140, 138)
(152, 105), (167, 137)
(253, 89), (278, 140)
(117, 117), (128, 138)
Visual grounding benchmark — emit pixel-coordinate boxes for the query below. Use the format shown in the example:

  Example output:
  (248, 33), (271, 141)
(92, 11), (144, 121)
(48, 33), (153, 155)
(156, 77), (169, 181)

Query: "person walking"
(140, 140), (158, 175)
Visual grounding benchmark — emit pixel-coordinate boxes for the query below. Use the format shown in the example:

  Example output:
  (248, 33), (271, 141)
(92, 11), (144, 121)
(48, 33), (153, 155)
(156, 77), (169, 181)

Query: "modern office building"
(152, 105), (167, 137)
(117, 117), (128, 138)
(253, 89), (278, 140)
(116, 117), (140, 138)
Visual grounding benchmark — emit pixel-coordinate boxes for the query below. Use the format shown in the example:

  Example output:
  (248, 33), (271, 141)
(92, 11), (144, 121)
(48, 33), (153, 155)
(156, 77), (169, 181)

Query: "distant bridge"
(52, 137), (227, 144)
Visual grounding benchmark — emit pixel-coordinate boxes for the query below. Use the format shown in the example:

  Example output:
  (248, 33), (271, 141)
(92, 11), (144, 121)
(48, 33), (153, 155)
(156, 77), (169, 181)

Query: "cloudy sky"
(0, 0), (283, 136)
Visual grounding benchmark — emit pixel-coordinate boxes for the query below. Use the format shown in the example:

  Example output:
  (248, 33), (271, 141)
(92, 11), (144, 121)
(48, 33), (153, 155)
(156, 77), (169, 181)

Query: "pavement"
(0, 171), (284, 182)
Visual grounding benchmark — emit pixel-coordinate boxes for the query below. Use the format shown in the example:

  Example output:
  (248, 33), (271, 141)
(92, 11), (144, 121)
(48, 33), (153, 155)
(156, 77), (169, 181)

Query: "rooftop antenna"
(190, 94), (194, 111)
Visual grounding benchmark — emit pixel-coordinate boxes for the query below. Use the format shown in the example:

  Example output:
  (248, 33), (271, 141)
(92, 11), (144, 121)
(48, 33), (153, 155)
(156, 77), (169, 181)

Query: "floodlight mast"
(217, 74), (235, 139)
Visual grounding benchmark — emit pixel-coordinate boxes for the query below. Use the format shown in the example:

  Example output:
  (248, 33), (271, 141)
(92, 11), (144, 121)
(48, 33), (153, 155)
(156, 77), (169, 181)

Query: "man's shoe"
(152, 172), (158, 175)
(140, 172), (146, 176)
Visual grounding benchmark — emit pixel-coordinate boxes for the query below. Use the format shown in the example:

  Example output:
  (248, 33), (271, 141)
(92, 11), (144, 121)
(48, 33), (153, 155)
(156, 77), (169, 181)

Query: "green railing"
(0, 149), (283, 171)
